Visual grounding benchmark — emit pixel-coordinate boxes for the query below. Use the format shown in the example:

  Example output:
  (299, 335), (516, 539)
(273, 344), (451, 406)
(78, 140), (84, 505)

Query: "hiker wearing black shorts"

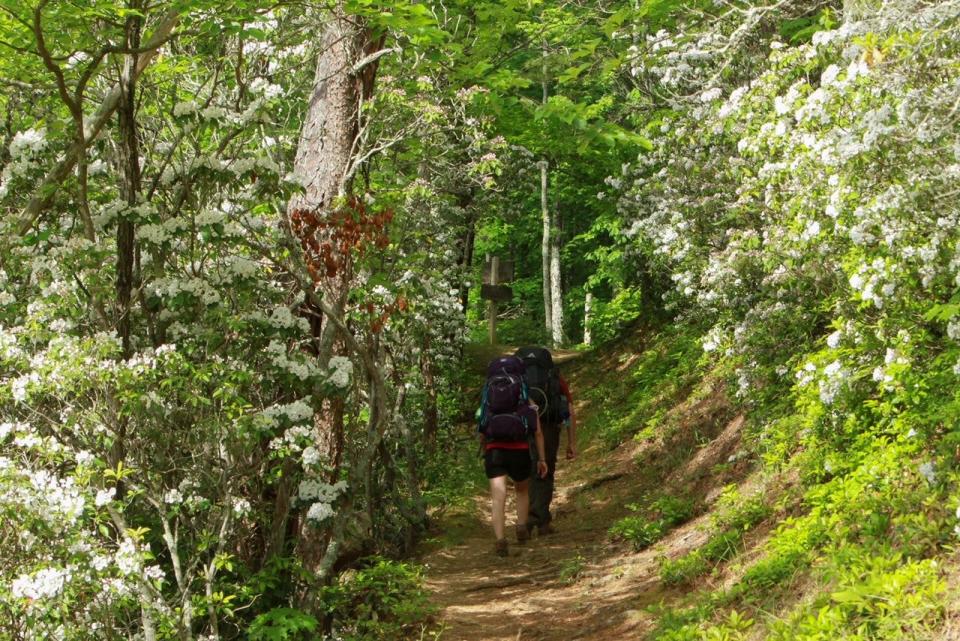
(478, 356), (548, 557)
(482, 403), (548, 557)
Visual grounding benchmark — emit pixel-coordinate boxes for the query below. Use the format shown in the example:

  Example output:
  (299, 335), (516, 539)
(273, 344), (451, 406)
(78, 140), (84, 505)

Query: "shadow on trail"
(421, 341), (755, 640)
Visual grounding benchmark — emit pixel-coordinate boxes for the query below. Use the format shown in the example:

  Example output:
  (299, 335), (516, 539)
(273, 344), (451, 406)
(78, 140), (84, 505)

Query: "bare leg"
(515, 479), (530, 528)
(489, 475), (507, 540)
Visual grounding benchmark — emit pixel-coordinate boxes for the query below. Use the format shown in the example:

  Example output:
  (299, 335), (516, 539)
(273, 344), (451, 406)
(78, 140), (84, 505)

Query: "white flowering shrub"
(622, 0), (960, 425)
(0, 4), (485, 639)
(615, 0), (960, 637)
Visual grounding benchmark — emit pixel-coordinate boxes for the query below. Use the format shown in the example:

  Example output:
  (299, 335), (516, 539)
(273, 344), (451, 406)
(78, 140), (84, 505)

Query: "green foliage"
(609, 494), (694, 550)
(647, 602), (716, 641)
(769, 550), (945, 640)
(659, 488), (773, 593)
(248, 608), (319, 641)
(558, 554), (586, 584)
(585, 323), (703, 447)
(320, 557), (435, 641)
(587, 287), (644, 345)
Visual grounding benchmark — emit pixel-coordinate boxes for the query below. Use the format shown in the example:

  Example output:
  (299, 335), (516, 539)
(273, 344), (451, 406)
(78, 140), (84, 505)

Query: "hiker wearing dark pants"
(528, 375), (576, 535)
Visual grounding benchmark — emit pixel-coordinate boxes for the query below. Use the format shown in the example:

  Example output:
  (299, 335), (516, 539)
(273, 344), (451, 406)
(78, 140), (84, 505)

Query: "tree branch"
(350, 46), (399, 74)
(17, 8), (180, 235)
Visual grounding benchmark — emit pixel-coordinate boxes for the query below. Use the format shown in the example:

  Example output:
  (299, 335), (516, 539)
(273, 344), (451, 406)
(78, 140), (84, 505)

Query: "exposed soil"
(420, 344), (757, 641)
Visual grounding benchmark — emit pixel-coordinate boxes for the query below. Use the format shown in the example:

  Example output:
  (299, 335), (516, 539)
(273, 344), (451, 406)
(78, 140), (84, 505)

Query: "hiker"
(515, 346), (577, 536)
(478, 356), (549, 557)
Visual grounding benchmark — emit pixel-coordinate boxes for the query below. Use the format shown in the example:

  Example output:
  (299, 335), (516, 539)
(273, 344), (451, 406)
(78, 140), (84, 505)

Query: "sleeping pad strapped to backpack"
(514, 346), (563, 424)
(478, 356), (532, 442)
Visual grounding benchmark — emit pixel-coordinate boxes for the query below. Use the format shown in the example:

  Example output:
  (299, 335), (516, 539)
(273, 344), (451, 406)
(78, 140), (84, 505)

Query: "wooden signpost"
(481, 255), (513, 345)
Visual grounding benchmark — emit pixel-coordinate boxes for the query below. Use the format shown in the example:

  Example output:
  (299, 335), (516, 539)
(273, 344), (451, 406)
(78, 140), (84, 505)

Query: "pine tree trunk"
(286, 6), (382, 585)
(549, 209), (566, 345)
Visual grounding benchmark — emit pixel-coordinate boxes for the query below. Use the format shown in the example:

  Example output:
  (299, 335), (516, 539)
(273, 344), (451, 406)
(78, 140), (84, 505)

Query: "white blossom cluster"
(0, 128), (47, 198)
(618, 0), (960, 412)
(299, 479), (347, 524)
(325, 355), (353, 389)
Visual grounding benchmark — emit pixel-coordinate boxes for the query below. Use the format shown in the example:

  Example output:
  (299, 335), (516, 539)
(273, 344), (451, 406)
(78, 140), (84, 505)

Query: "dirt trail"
(422, 462), (667, 640)
(420, 345), (750, 641)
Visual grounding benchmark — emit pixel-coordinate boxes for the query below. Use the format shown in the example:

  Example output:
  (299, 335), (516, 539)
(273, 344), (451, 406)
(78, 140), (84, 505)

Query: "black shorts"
(484, 448), (532, 482)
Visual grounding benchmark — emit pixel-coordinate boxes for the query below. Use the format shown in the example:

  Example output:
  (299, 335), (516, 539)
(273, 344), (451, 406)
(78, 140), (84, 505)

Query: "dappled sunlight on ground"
(420, 341), (771, 641)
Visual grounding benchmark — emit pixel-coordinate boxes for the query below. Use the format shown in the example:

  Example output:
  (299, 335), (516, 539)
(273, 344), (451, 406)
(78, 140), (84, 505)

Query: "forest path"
(421, 346), (745, 641)
(418, 343), (745, 641)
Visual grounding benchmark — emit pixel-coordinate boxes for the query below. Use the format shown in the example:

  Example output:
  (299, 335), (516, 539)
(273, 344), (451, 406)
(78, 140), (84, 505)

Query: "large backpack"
(515, 346), (563, 424)
(478, 357), (532, 442)
(486, 356), (526, 379)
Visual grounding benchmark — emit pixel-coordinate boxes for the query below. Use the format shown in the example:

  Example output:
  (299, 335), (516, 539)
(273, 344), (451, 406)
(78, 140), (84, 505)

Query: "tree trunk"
(288, 9), (373, 478)
(583, 290), (593, 346)
(540, 160), (552, 338)
(549, 209), (566, 345)
(110, 0), (143, 506)
(457, 194), (475, 317)
(116, 2), (142, 360)
(540, 45), (553, 338)
(286, 5), (384, 589)
(421, 340), (438, 453)
(118, 9), (153, 638)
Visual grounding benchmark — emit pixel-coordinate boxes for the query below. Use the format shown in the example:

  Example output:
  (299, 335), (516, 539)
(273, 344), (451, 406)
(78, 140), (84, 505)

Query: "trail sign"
(484, 255), (510, 345)
(483, 259), (514, 284)
(481, 284), (513, 302)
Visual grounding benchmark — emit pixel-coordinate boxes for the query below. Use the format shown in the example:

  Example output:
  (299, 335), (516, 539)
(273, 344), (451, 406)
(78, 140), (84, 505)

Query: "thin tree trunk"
(540, 161), (552, 338)
(116, 0), (143, 360)
(584, 290), (592, 345)
(457, 194), (475, 317)
(549, 209), (566, 345)
(540, 44), (553, 338)
(421, 343), (438, 453)
(110, 0), (142, 510)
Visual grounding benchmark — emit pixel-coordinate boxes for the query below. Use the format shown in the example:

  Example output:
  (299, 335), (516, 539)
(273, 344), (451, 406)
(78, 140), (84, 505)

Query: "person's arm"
(533, 412), (548, 478)
(560, 375), (577, 460)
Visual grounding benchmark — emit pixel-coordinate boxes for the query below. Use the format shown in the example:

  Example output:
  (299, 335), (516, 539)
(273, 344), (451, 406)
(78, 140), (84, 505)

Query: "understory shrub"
(320, 557), (435, 641)
(610, 494), (695, 550)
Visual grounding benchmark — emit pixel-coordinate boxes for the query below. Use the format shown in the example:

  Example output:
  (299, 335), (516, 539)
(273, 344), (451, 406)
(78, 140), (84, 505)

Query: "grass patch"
(659, 487), (771, 586)
(609, 494), (696, 550)
(582, 323), (705, 448)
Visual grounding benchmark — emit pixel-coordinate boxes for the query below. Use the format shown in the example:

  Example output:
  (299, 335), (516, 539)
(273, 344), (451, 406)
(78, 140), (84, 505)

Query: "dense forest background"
(3, 0), (960, 639)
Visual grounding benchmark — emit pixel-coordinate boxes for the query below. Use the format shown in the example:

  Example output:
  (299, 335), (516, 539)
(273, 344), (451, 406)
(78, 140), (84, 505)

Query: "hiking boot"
(516, 524), (530, 544)
(537, 523), (557, 536)
(494, 538), (509, 557)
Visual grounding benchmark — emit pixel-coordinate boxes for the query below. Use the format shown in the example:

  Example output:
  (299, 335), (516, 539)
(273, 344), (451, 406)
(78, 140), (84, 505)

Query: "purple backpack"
(478, 358), (531, 442)
(486, 356), (526, 378)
